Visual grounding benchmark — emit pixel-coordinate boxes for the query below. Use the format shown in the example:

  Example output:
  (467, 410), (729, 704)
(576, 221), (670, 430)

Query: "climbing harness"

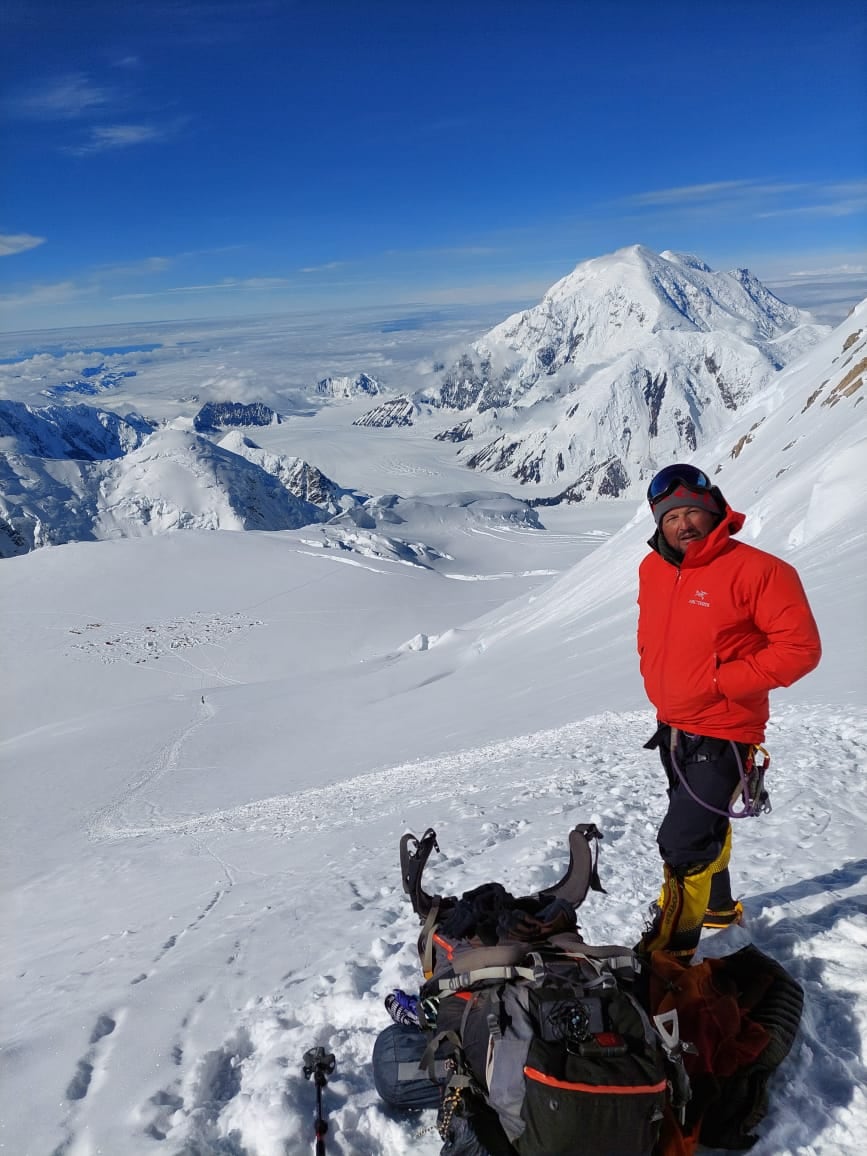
(668, 728), (772, 819)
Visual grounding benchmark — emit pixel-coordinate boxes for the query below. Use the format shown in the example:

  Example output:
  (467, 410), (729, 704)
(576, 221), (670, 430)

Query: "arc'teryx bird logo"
(689, 588), (711, 608)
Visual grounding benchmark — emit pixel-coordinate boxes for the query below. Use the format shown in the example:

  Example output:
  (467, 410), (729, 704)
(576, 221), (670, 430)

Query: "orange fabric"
(432, 932), (455, 960)
(649, 951), (770, 1078)
(649, 951), (772, 1156)
(637, 506), (821, 743)
(655, 1104), (700, 1156)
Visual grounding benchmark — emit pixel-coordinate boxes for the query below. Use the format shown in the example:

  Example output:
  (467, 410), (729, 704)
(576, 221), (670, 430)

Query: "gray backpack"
(399, 826), (686, 1156)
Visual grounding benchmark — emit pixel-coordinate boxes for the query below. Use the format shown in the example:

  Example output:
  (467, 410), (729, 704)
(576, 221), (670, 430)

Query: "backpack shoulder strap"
(400, 828), (445, 919)
(537, 823), (606, 907)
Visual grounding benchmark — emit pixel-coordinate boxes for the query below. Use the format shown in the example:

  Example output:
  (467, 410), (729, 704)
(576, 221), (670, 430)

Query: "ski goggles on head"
(647, 464), (712, 506)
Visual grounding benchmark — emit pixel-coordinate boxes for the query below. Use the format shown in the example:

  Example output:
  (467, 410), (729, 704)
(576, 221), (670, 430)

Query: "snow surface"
(1, 298), (866, 1155)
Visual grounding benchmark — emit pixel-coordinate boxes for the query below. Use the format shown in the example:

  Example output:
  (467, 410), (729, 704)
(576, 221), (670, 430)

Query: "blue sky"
(1, 0), (865, 331)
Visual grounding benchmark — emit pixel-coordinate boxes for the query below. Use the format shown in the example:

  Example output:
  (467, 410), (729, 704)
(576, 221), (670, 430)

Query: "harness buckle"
(744, 745), (772, 815)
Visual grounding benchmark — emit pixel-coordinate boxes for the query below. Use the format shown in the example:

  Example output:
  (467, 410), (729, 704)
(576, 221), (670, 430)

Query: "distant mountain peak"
(483, 248), (823, 491)
(315, 372), (383, 399)
(355, 244), (828, 500)
(0, 406), (332, 556)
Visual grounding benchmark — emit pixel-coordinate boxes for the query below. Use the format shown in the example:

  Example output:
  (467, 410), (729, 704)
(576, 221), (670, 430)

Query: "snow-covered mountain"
(95, 428), (326, 537)
(0, 401), (552, 559)
(360, 246), (829, 499)
(0, 422), (331, 555)
(217, 430), (365, 515)
(315, 371), (383, 398)
(0, 399), (153, 459)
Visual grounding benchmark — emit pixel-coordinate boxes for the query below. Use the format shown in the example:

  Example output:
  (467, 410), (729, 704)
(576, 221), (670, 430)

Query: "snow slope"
(0, 302), (865, 1156)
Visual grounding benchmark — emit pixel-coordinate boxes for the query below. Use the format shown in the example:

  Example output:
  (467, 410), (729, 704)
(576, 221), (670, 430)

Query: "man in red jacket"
(636, 464), (821, 960)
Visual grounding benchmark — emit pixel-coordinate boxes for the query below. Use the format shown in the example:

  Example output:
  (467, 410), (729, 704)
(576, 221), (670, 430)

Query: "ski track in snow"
(67, 704), (867, 1154)
(88, 696), (219, 841)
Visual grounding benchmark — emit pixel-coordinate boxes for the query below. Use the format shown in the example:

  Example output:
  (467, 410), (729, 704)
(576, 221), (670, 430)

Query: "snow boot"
(635, 865), (704, 961)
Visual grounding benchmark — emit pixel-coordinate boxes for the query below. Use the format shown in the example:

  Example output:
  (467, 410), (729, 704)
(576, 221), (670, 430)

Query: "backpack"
(396, 825), (686, 1156)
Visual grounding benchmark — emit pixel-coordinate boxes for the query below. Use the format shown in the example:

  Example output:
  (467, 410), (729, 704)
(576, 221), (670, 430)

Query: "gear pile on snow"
(372, 825), (804, 1156)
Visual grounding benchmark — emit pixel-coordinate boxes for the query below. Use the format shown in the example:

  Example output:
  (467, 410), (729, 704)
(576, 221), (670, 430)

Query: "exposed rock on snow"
(193, 400), (281, 432)
(40, 365), (137, 400)
(434, 420), (474, 443)
(353, 396), (417, 428)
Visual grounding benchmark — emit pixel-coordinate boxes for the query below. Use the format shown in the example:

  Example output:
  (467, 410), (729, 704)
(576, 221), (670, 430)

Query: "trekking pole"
(302, 1046), (336, 1155)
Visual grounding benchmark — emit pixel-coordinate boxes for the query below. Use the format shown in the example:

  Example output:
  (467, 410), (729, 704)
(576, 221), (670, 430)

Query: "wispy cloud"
(299, 261), (346, 274)
(5, 73), (114, 120)
(0, 233), (46, 257)
(0, 280), (91, 309)
(65, 122), (176, 156)
(6, 69), (189, 156)
(622, 178), (867, 220)
(755, 181), (867, 220)
(782, 262), (867, 278)
(384, 245), (501, 258)
(772, 260), (867, 279)
(112, 277), (292, 300)
(96, 256), (174, 278)
(626, 181), (761, 206)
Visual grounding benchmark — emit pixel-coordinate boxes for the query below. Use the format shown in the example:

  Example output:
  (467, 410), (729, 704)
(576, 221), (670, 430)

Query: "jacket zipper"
(658, 568), (681, 720)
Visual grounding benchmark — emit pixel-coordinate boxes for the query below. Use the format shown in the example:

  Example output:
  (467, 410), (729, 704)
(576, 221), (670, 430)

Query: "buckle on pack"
(576, 1032), (628, 1058)
(419, 996), (440, 1029)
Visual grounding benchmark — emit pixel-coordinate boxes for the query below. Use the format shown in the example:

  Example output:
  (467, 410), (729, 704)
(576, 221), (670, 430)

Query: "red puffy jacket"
(637, 505), (821, 743)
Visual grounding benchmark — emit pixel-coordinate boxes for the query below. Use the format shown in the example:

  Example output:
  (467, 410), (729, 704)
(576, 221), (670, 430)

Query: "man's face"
(660, 506), (717, 553)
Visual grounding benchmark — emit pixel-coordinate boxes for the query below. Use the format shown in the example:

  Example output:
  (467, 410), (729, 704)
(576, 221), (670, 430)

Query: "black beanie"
(651, 484), (723, 526)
